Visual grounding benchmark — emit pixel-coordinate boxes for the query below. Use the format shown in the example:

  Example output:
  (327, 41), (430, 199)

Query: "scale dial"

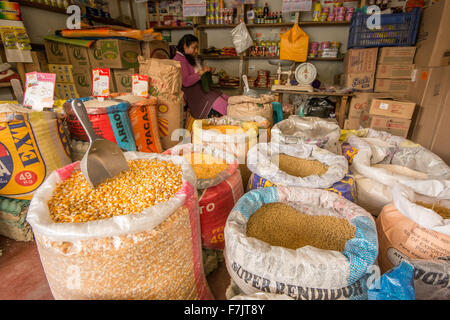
(295, 63), (317, 85)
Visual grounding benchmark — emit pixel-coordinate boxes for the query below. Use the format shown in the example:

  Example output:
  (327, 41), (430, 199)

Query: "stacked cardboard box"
(49, 64), (79, 99)
(407, 0), (450, 164)
(374, 47), (416, 94)
(343, 48), (378, 92)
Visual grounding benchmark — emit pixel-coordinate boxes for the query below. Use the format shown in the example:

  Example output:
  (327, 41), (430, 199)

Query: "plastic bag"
(231, 22), (253, 54)
(224, 186), (378, 300)
(271, 115), (341, 154)
(26, 152), (213, 300)
(280, 24), (309, 62)
(368, 262), (416, 300)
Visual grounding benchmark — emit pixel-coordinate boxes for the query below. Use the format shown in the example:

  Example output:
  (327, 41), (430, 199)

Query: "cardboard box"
(113, 69), (134, 93)
(68, 45), (91, 68)
(48, 64), (74, 83)
(88, 39), (141, 69)
(378, 47), (416, 65)
(44, 40), (70, 64)
(360, 112), (412, 138)
(344, 48), (378, 74)
(375, 64), (414, 79)
(24, 51), (49, 73)
(430, 83), (450, 164)
(141, 40), (170, 59)
(348, 93), (408, 119)
(344, 118), (361, 130)
(344, 72), (375, 92)
(408, 67), (448, 107)
(414, 0), (450, 67)
(368, 99), (416, 120)
(374, 79), (412, 93)
(72, 67), (92, 98)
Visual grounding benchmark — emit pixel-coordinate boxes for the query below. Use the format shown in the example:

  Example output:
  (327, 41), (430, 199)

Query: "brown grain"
(246, 202), (356, 251)
(415, 201), (450, 219)
(275, 154), (329, 177)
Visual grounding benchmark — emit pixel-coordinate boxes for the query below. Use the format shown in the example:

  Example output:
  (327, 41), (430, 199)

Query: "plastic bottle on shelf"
(263, 2), (269, 18)
(312, 2), (322, 22)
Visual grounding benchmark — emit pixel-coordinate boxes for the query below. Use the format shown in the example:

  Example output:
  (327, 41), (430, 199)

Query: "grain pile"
(246, 202), (355, 251)
(415, 202), (450, 219)
(48, 159), (183, 223)
(275, 154), (329, 177)
(183, 152), (228, 180)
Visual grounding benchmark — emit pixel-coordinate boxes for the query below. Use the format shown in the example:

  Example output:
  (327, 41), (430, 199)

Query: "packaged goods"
(0, 104), (72, 200)
(227, 94), (275, 125)
(26, 152), (213, 300)
(359, 113), (412, 138)
(247, 142), (355, 201)
(111, 94), (162, 153)
(377, 184), (450, 275)
(368, 262), (416, 300)
(164, 144), (243, 250)
(88, 39), (141, 69)
(368, 98), (415, 119)
(224, 186), (378, 300)
(342, 129), (450, 216)
(0, 196), (33, 241)
(344, 48), (378, 74)
(271, 116), (341, 154)
(192, 116), (271, 187)
(139, 58), (183, 150)
(378, 47), (417, 65)
(63, 98), (136, 151)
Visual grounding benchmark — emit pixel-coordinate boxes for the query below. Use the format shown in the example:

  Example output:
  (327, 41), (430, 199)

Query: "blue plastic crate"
(348, 8), (421, 49)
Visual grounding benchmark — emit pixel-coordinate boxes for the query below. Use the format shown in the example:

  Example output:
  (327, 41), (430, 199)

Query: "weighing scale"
(270, 60), (317, 93)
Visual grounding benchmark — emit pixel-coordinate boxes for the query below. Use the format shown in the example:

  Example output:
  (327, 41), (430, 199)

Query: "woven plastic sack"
(342, 128), (450, 216)
(409, 257), (450, 300)
(163, 143), (244, 249)
(192, 116), (271, 186)
(280, 24), (309, 62)
(246, 142), (355, 201)
(368, 261), (416, 300)
(63, 97), (136, 151)
(26, 152), (213, 300)
(224, 186), (378, 300)
(377, 183), (450, 275)
(231, 22), (253, 54)
(271, 116), (341, 154)
(0, 196), (33, 241)
(111, 93), (163, 153)
(227, 94), (275, 125)
(0, 104), (72, 200)
(226, 279), (294, 300)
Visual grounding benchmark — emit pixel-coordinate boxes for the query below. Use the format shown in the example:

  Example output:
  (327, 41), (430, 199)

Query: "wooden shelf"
(0, 82), (12, 88)
(16, 0), (132, 27)
(196, 21), (350, 29)
(199, 55), (241, 60)
(272, 89), (353, 96)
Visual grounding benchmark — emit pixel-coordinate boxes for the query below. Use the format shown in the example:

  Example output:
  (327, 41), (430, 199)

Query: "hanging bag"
(280, 24), (309, 62)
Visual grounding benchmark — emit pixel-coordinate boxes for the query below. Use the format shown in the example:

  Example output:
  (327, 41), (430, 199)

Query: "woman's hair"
(177, 34), (199, 66)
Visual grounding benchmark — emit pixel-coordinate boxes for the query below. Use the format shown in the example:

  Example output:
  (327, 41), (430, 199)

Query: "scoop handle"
(72, 99), (98, 144)
(242, 74), (250, 91)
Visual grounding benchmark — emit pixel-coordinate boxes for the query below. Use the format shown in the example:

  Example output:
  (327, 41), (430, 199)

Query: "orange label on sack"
(0, 120), (46, 197)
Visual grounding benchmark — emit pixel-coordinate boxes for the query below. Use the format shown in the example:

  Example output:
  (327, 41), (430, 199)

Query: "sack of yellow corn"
(26, 152), (213, 300)
(164, 143), (244, 250)
(192, 116), (271, 187)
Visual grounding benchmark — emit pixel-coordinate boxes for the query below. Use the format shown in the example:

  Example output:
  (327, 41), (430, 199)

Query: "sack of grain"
(164, 143), (244, 250)
(224, 186), (378, 300)
(408, 257), (450, 300)
(271, 116), (341, 154)
(226, 279), (294, 300)
(0, 196), (33, 241)
(192, 116), (271, 187)
(227, 94), (275, 125)
(26, 152), (213, 300)
(111, 93), (163, 153)
(0, 104), (72, 200)
(63, 98), (137, 151)
(342, 128), (450, 216)
(377, 183), (450, 278)
(247, 142), (355, 201)
(139, 58), (184, 150)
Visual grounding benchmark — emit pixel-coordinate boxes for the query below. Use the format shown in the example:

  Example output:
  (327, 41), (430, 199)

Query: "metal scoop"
(71, 99), (129, 188)
(242, 74), (259, 98)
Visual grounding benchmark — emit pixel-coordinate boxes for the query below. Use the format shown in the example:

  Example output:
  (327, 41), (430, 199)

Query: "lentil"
(246, 202), (356, 251)
(415, 201), (450, 219)
(48, 159), (183, 223)
(183, 152), (228, 180)
(275, 154), (329, 177)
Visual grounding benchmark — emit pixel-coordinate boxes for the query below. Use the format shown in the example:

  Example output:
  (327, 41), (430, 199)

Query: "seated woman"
(173, 34), (228, 119)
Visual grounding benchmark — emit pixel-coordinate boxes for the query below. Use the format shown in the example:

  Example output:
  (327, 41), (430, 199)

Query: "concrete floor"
(0, 235), (231, 300)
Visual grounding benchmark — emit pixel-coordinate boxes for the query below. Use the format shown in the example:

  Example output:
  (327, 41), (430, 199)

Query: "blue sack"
(368, 262), (416, 300)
